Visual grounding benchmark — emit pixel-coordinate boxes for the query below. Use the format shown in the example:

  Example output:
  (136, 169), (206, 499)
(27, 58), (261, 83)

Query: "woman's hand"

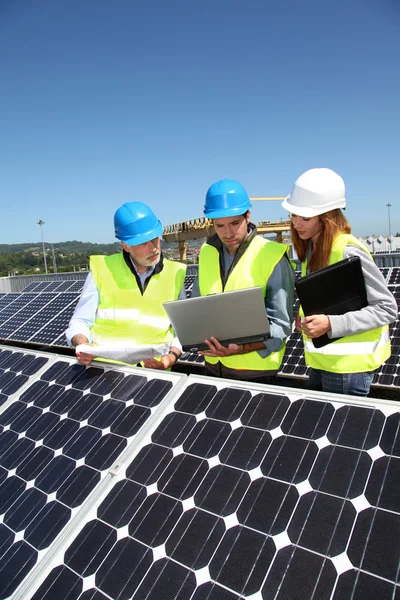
(301, 315), (331, 338)
(295, 313), (302, 333)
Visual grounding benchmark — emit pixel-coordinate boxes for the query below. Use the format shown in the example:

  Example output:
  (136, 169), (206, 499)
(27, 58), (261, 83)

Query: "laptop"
(163, 286), (270, 352)
(295, 256), (368, 348)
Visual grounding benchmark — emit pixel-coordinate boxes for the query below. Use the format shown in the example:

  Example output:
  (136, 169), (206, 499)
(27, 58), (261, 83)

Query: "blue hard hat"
(204, 179), (252, 219)
(114, 202), (163, 246)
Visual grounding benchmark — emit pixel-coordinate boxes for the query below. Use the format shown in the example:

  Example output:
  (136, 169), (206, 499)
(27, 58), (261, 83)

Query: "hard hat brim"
(204, 203), (252, 220)
(118, 220), (163, 246)
(281, 195), (346, 218)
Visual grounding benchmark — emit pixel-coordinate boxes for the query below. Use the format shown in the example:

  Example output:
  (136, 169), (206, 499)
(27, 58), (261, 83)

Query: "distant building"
(360, 236), (400, 253)
(289, 235), (400, 261)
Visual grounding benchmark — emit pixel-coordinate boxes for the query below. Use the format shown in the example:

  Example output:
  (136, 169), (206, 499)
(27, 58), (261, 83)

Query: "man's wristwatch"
(168, 350), (180, 361)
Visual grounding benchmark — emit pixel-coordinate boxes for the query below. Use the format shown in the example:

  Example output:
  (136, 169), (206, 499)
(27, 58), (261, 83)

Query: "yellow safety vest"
(300, 234), (390, 373)
(90, 253), (186, 347)
(199, 236), (291, 371)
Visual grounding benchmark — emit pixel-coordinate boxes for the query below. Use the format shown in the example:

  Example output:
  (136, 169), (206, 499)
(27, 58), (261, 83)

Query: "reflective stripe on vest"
(199, 236), (292, 371)
(90, 253), (186, 347)
(301, 234), (391, 373)
(96, 308), (170, 330)
(305, 327), (389, 355)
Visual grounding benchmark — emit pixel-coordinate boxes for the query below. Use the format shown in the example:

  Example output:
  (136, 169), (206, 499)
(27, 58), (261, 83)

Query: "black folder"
(295, 256), (368, 348)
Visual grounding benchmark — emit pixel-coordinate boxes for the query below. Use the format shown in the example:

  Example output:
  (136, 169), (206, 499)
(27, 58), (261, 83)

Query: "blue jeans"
(307, 368), (374, 397)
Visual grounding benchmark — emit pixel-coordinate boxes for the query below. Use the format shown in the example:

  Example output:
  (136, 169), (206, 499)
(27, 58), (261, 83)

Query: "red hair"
(291, 209), (351, 272)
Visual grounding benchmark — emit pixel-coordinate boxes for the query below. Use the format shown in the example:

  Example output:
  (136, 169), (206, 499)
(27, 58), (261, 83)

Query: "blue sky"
(1, 0), (399, 244)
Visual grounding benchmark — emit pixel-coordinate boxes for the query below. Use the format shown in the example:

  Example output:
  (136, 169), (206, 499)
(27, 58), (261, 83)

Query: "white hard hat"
(282, 168), (346, 218)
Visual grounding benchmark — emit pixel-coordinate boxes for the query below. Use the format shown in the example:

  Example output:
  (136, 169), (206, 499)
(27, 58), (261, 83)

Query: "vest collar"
(122, 249), (165, 294)
(206, 222), (258, 289)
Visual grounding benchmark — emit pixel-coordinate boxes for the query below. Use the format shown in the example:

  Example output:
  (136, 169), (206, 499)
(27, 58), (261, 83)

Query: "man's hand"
(295, 313), (302, 333)
(71, 334), (94, 366)
(199, 337), (243, 357)
(143, 354), (177, 370)
(301, 315), (331, 339)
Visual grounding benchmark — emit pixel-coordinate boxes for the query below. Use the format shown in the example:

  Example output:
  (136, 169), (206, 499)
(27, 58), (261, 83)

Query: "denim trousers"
(307, 368), (374, 397)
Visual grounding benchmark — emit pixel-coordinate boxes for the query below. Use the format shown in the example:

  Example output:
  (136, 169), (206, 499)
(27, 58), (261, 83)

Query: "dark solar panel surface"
(7, 294), (80, 343)
(0, 347), (50, 410)
(22, 282), (45, 292)
(29, 297), (80, 345)
(279, 289), (309, 379)
(0, 354), (182, 599)
(0, 294), (20, 312)
(372, 284), (400, 388)
(0, 294), (37, 325)
(52, 333), (69, 347)
(27, 376), (400, 600)
(184, 274), (196, 298)
(0, 281), (84, 346)
(65, 281), (85, 293)
(388, 267), (400, 286)
(0, 294), (59, 339)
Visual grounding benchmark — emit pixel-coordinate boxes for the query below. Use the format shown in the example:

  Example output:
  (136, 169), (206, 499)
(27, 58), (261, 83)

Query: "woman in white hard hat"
(282, 168), (397, 397)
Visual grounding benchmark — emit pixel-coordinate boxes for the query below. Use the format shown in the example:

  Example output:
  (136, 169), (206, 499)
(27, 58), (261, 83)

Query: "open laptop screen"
(163, 286), (270, 352)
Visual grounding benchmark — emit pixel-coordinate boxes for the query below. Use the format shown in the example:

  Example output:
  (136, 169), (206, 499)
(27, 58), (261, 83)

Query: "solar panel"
(372, 285), (400, 388)
(8, 294), (80, 343)
(0, 355), (185, 599)
(380, 267), (391, 282)
(52, 333), (69, 347)
(29, 297), (80, 345)
(0, 294), (59, 339)
(21, 282), (45, 293)
(65, 281), (85, 293)
(52, 281), (84, 293)
(21, 375), (400, 600)
(0, 294), (18, 311)
(184, 274), (196, 298)
(388, 267), (400, 286)
(20, 281), (85, 294)
(0, 294), (38, 325)
(0, 287), (82, 346)
(0, 346), (51, 410)
(29, 282), (55, 292)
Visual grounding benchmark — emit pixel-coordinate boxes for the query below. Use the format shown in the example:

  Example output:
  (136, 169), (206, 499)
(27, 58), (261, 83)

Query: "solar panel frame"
(19, 374), (400, 600)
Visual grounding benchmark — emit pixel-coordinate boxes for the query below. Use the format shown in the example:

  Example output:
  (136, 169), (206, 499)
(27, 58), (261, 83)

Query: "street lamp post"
(386, 203), (392, 252)
(37, 220), (48, 274)
(50, 243), (57, 273)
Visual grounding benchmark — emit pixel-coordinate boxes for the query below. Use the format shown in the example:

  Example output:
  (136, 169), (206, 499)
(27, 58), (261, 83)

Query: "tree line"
(0, 239), (175, 277)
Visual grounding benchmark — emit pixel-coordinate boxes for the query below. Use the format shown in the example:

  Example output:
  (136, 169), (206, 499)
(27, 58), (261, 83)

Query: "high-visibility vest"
(90, 253), (186, 346)
(199, 236), (292, 371)
(300, 234), (390, 373)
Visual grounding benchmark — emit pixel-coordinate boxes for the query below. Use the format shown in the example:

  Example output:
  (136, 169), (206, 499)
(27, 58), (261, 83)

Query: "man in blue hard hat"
(191, 179), (295, 384)
(66, 201), (187, 369)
